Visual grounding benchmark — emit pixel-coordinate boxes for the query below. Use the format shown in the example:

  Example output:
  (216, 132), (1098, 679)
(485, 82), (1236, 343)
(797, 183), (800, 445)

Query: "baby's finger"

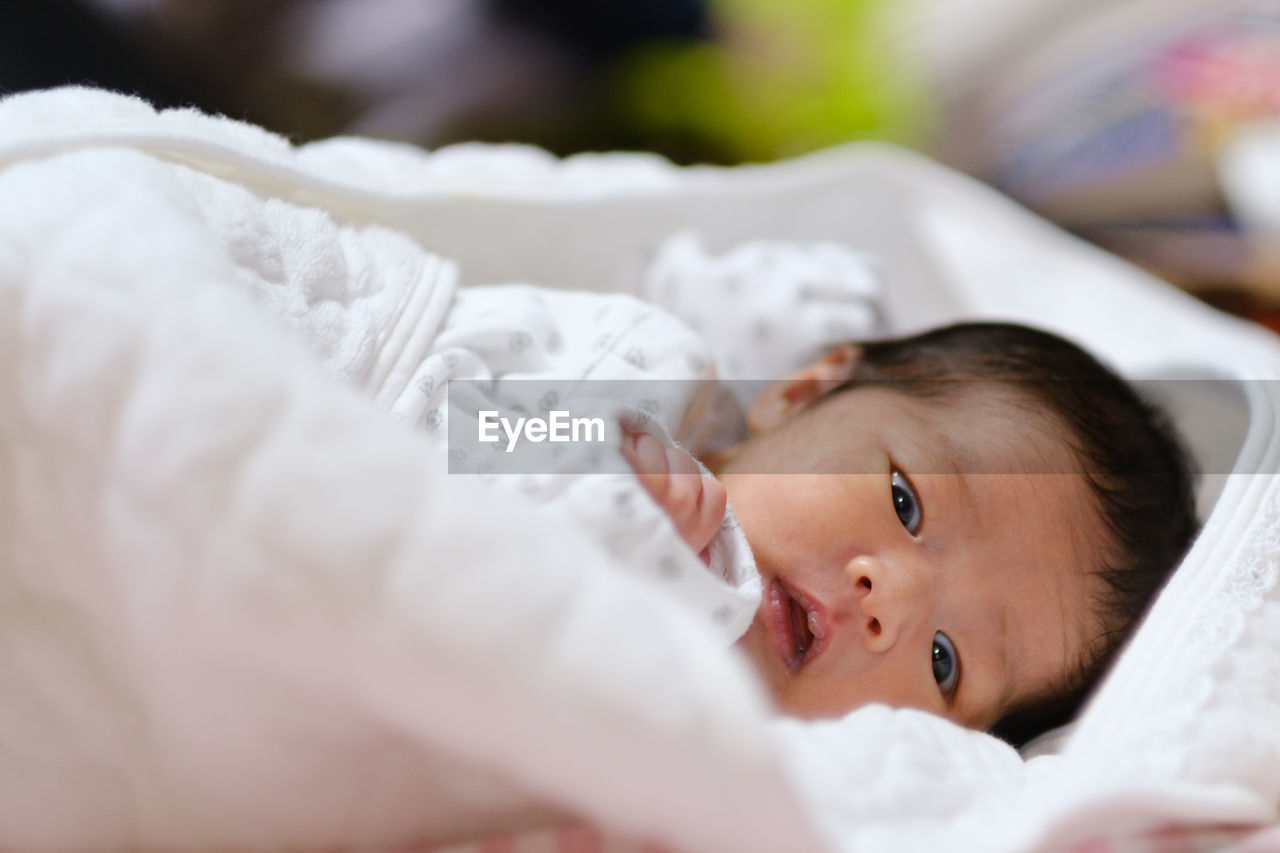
(662, 471), (727, 556)
(659, 446), (705, 521)
(663, 444), (702, 479)
(623, 431), (672, 499)
(690, 474), (728, 552)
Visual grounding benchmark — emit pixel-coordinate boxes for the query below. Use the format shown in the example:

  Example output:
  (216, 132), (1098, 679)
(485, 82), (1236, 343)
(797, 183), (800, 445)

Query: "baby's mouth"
(764, 578), (828, 672)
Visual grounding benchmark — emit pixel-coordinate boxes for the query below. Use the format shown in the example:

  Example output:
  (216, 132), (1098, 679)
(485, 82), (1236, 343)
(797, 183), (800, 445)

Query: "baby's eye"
(932, 631), (959, 697)
(890, 470), (922, 535)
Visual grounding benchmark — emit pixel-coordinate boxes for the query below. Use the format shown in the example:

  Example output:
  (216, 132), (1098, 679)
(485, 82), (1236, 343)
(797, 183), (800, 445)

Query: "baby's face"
(715, 384), (1104, 730)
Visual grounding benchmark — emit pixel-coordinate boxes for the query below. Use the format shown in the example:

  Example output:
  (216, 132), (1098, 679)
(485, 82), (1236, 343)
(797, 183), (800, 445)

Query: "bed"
(0, 86), (1277, 853)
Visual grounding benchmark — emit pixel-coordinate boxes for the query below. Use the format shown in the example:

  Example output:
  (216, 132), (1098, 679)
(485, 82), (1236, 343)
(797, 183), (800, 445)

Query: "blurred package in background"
(900, 0), (1280, 326)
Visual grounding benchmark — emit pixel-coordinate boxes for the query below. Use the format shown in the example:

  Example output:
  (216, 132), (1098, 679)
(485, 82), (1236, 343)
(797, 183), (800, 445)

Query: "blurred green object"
(609, 0), (930, 163)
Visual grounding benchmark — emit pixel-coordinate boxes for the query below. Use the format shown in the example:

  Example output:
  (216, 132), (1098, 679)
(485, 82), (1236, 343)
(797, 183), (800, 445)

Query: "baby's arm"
(621, 430), (727, 564)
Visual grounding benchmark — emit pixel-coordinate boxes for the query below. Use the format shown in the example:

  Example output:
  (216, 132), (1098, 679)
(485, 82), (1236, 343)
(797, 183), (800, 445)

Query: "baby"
(623, 321), (1198, 746)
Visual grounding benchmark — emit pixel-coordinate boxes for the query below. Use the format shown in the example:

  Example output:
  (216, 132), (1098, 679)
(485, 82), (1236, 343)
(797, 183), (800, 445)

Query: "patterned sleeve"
(398, 283), (759, 645)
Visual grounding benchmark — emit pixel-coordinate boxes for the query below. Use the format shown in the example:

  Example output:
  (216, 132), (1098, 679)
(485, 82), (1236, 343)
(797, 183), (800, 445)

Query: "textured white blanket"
(0, 92), (821, 852)
(2, 86), (1279, 853)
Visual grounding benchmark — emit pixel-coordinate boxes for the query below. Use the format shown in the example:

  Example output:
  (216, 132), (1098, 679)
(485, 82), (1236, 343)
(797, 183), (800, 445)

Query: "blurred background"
(4, 0), (1278, 327)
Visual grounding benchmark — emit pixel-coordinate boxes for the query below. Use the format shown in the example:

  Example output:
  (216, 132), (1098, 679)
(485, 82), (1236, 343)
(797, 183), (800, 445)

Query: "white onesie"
(382, 234), (883, 646)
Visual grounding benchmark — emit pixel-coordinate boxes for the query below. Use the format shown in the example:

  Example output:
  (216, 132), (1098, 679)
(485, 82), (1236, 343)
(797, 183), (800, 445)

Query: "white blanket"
(0, 98), (816, 852)
(1, 86), (1278, 853)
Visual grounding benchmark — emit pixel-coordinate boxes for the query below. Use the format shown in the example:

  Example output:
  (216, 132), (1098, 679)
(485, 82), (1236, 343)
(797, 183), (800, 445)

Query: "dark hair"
(823, 322), (1199, 747)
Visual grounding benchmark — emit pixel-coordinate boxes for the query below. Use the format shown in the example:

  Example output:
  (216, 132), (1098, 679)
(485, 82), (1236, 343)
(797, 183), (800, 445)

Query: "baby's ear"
(746, 345), (862, 434)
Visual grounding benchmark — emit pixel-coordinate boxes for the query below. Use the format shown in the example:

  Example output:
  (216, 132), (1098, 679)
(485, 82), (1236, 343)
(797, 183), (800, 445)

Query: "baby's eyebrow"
(956, 592), (1016, 727)
(924, 433), (978, 528)
(950, 465), (978, 527)
(932, 429), (977, 477)
(993, 604), (1015, 710)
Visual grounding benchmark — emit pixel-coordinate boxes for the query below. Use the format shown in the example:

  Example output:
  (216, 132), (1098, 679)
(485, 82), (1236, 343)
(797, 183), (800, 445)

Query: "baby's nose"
(845, 555), (912, 654)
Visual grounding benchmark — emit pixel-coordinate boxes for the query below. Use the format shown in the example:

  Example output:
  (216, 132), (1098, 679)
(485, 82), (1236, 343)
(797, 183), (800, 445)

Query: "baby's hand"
(621, 431), (727, 564)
